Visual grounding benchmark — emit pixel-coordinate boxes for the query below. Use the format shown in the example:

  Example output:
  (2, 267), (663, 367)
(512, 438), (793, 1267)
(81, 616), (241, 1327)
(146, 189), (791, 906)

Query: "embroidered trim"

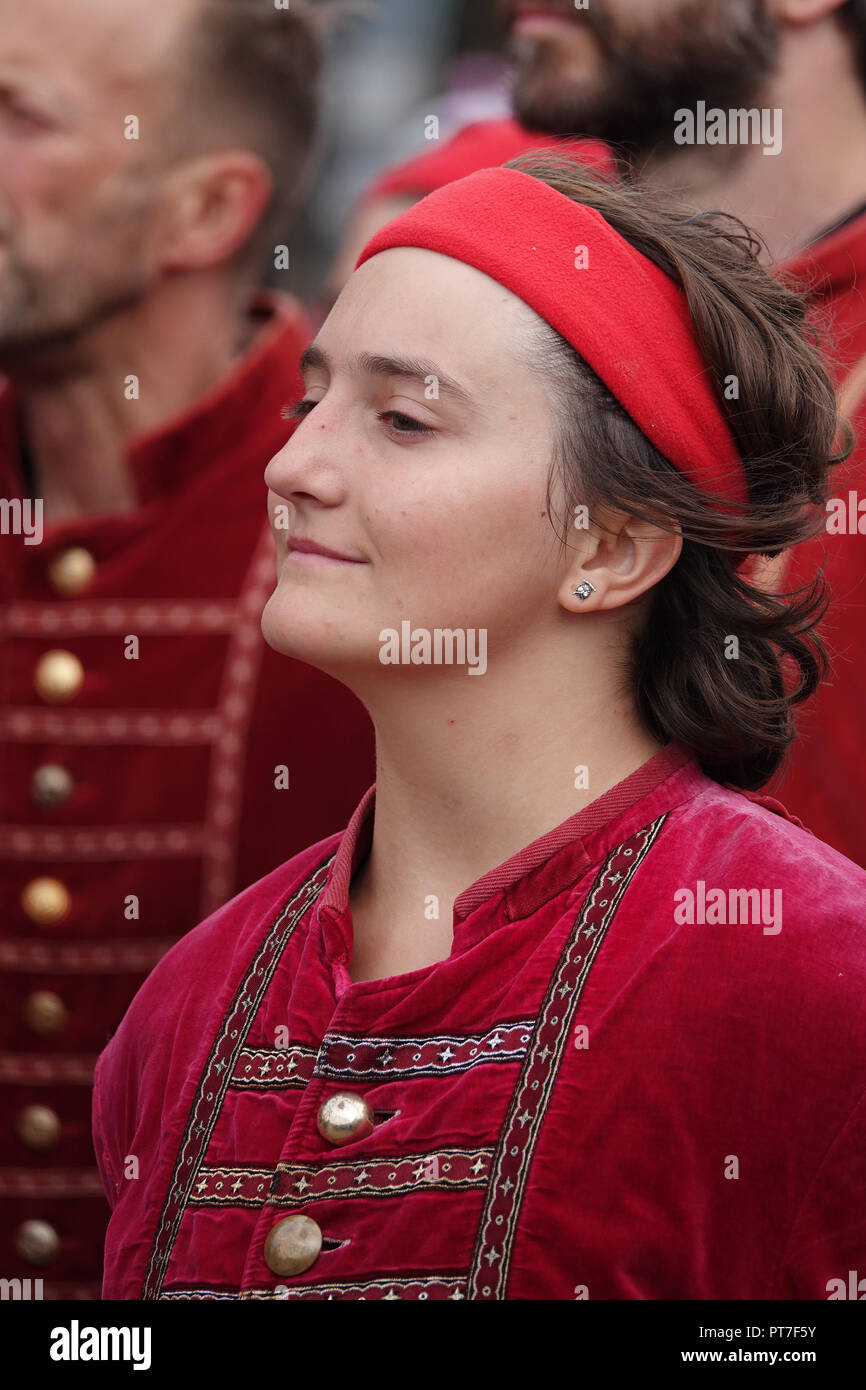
(466, 814), (667, 1300)
(0, 1167), (106, 1197)
(141, 855), (334, 1300)
(189, 1166), (273, 1207)
(0, 938), (177, 972)
(2, 600), (236, 637)
(244, 1276), (468, 1300)
(187, 1147), (493, 1209)
(0, 708), (218, 745)
(0, 1052), (97, 1084)
(162, 1277), (467, 1300)
(315, 1019), (535, 1081)
(0, 823), (203, 859)
(229, 1045), (318, 1090)
(200, 522), (275, 917)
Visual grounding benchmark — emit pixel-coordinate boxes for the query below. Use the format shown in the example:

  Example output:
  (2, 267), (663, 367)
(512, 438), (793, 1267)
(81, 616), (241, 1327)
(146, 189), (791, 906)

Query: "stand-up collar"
(0, 290), (309, 514)
(317, 743), (707, 966)
(784, 205), (866, 304)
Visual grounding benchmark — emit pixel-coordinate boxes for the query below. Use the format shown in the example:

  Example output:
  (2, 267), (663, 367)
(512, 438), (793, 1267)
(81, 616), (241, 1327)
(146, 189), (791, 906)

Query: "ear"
(156, 151), (274, 271)
(558, 508), (682, 615)
(767, 0), (848, 23)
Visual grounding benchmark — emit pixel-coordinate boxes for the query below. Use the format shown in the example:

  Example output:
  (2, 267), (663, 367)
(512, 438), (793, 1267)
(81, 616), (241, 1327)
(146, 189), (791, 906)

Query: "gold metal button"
(16, 1104), (61, 1151)
(263, 1214), (322, 1278)
(21, 876), (71, 926)
(23, 990), (68, 1036)
(47, 546), (96, 596)
(316, 1091), (375, 1147)
(15, 1219), (60, 1266)
(31, 763), (75, 808)
(34, 649), (84, 703)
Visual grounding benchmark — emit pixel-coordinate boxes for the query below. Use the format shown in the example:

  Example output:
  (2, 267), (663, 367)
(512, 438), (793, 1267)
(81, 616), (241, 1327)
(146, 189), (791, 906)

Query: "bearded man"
(0, 0), (374, 1298)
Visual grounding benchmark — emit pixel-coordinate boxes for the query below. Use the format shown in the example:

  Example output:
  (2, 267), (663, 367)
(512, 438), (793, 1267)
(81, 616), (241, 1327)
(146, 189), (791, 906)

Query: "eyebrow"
(299, 343), (478, 412)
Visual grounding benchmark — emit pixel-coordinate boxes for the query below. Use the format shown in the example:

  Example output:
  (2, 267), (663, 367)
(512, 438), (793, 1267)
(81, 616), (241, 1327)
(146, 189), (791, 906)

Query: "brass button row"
(16, 1104), (61, 1151)
(47, 547), (95, 596)
(264, 1091), (375, 1279)
(15, 1219), (60, 1266)
(21, 876), (70, 926)
(31, 763), (75, 807)
(23, 990), (68, 1036)
(34, 650), (84, 703)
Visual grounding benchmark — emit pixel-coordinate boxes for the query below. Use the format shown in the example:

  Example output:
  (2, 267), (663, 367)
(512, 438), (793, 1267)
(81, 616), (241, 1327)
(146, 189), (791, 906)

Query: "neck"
(348, 621), (663, 938)
(11, 270), (254, 523)
(639, 20), (866, 263)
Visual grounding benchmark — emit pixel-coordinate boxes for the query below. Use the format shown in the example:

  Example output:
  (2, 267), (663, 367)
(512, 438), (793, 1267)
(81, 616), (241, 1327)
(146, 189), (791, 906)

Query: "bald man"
(0, 0), (374, 1297)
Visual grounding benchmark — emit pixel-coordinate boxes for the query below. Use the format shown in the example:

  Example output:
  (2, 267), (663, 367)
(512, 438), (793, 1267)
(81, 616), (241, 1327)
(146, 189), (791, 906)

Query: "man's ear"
(558, 508), (682, 614)
(156, 151), (274, 271)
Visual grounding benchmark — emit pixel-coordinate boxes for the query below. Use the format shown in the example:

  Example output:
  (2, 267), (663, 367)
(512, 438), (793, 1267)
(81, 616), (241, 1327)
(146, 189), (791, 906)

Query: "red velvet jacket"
(774, 208), (866, 867)
(0, 294), (375, 1297)
(94, 744), (866, 1300)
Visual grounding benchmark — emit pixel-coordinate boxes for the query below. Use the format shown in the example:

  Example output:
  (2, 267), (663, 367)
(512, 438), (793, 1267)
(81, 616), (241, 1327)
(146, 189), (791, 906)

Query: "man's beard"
(0, 261), (149, 370)
(506, 0), (780, 157)
(0, 170), (158, 369)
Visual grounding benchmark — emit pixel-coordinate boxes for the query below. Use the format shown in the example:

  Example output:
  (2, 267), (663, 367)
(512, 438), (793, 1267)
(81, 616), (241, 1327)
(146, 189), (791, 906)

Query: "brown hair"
(506, 153), (851, 791)
(170, 0), (326, 270)
(839, 0), (866, 91)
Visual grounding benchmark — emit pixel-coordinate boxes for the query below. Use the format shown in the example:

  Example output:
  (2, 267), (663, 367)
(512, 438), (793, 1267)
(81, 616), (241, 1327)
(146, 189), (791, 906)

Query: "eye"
(287, 398), (317, 420)
(378, 410), (433, 438)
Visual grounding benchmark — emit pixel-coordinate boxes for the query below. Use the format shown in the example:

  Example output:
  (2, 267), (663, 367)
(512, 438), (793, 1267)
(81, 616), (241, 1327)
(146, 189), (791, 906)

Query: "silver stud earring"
(573, 581), (596, 601)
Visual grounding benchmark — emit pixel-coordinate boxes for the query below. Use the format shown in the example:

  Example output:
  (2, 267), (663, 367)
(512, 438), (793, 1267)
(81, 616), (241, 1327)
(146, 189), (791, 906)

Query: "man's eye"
(287, 399), (316, 420)
(378, 411), (432, 437)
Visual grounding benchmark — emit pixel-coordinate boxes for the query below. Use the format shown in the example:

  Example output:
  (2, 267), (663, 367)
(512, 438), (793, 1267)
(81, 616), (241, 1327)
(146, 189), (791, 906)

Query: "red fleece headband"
(355, 166), (748, 512)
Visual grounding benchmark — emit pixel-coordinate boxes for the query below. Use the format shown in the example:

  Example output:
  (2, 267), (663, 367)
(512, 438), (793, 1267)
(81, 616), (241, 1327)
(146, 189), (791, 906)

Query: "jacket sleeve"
(91, 1046), (122, 1209)
(773, 1085), (866, 1299)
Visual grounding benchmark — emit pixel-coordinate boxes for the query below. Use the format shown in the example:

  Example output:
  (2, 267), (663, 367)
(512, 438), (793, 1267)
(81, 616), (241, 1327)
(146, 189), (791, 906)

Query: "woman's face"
(262, 246), (573, 680)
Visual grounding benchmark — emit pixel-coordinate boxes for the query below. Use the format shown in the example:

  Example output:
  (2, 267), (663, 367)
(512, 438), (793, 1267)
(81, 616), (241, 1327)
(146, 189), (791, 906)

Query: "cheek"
(368, 457), (556, 616)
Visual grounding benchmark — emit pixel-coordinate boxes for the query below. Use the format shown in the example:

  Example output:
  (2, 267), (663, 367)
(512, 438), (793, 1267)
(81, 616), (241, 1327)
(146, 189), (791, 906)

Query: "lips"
(287, 535), (365, 564)
(510, 4), (579, 29)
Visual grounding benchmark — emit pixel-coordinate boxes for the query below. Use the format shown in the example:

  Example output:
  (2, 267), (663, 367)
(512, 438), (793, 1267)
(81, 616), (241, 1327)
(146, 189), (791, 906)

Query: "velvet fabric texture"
(774, 207), (866, 868)
(0, 294), (376, 1297)
(94, 745), (866, 1299)
(356, 167), (747, 511)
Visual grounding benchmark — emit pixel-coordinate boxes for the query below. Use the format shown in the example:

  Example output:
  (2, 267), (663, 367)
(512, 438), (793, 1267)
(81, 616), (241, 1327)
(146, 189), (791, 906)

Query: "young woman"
(94, 158), (866, 1301)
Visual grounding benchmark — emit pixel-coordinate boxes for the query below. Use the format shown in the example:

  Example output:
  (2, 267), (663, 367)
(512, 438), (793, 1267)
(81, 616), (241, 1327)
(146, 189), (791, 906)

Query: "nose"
(264, 402), (349, 509)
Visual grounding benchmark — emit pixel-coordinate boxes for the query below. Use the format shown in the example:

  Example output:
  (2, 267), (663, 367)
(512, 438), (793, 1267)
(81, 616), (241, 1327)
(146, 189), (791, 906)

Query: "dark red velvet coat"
(775, 209), (866, 866)
(94, 745), (866, 1300)
(0, 295), (375, 1297)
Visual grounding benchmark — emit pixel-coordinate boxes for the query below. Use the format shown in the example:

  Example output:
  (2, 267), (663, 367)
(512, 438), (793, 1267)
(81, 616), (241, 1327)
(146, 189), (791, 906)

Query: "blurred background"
(281, 0), (509, 298)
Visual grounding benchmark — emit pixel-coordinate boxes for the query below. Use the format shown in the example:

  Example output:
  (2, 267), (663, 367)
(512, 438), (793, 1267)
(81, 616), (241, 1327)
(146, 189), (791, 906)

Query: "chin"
(260, 589), (365, 676)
